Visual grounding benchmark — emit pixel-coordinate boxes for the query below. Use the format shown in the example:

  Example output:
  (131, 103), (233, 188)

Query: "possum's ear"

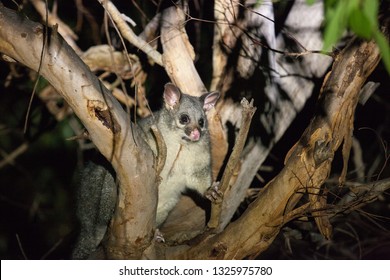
(202, 91), (220, 112)
(163, 83), (182, 110)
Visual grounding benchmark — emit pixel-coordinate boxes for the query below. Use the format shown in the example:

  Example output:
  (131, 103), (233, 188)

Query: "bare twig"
(0, 142), (29, 169)
(40, 237), (64, 260)
(97, 0), (163, 66)
(248, 34), (334, 58)
(337, 177), (390, 207)
(208, 98), (256, 230)
(16, 234), (28, 259)
(30, 0), (81, 53)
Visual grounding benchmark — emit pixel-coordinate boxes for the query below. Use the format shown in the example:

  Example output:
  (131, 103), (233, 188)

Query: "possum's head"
(163, 83), (219, 142)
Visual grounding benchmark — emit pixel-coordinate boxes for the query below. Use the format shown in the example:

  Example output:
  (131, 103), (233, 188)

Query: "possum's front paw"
(205, 181), (223, 203)
(154, 228), (165, 243)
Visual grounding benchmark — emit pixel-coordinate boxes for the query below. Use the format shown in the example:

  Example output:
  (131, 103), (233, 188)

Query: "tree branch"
(208, 98), (256, 231)
(97, 0), (163, 66)
(160, 3), (206, 95)
(30, 0), (81, 54)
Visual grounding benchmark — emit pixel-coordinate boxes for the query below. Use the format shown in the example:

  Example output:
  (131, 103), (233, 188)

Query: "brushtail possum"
(72, 83), (219, 259)
(138, 83), (220, 225)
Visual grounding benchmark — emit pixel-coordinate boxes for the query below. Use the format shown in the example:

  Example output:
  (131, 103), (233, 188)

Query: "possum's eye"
(198, 118), (204, 127)
(179, 114), (190, 124)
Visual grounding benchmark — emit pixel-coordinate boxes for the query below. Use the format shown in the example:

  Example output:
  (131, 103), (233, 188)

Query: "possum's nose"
(184, 126), (201, 141)
(189, 128), (200, 141)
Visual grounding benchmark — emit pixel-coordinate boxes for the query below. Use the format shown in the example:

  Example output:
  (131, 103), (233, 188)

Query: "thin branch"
(30, 0), (81, 53)
(246, 32), (334, 58)
(0, 142), (29, 169)
(97, 0), (163, 66)
(208, 98), (256, 231)
(337, 177), (390, 208)
(16, 234), (28, 259)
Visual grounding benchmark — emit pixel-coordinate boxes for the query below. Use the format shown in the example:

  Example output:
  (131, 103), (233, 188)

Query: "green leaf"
(363, 0), (379, 28)
(373, 31), (390, 74)
(345, 0), (360, 14)
(306, 0), (316, 5)
(323, 1), (347, 50)
(349, 8), (373, 39)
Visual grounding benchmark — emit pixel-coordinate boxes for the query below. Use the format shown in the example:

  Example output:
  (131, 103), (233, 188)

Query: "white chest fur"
(155, 131), (212, 225)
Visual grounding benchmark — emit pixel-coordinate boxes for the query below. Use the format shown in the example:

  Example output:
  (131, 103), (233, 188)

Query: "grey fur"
(72, 161), (117, 259)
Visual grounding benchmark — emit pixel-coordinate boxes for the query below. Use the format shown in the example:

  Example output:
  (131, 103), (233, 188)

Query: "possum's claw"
(205, 181), (223, 203)
(154, 228), (165, 243)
